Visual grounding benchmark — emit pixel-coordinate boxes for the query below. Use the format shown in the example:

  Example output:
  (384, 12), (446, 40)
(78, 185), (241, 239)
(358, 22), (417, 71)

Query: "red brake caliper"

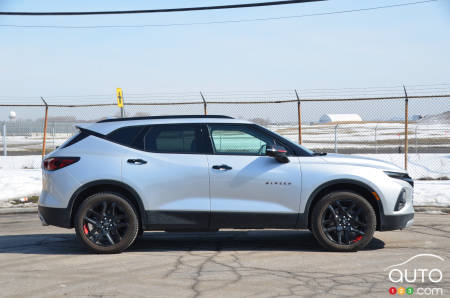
(352, 235), (363, 243)
(83, 224), (89, 235)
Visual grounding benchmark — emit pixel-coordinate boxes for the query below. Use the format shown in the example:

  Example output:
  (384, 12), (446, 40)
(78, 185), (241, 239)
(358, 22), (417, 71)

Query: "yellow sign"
(116, 88), (124, 107)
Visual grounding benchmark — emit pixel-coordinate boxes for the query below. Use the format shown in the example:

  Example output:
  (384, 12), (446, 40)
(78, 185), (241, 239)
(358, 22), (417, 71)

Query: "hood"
(321, 153), (406, 172)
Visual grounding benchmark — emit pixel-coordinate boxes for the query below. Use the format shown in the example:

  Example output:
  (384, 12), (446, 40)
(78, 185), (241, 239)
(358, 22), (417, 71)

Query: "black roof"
(97, 115), (233, 123)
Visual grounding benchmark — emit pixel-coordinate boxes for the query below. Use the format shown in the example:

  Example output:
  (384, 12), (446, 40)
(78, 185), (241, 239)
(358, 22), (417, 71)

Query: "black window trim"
(80, 122), (312, 157)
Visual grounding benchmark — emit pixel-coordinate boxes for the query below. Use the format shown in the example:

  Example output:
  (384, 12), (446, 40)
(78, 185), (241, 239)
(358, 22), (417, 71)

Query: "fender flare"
(298, 179), (384, 228)
(68, 179), (146, 227)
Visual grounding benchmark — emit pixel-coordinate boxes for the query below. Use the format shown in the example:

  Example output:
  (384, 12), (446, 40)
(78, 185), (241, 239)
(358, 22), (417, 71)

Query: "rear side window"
(144, 125), (208, 154)
(108, 126), (146, 149)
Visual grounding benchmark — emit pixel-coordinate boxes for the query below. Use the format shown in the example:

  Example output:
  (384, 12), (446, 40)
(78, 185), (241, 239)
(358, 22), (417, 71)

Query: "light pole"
(1, 111), (15, 156)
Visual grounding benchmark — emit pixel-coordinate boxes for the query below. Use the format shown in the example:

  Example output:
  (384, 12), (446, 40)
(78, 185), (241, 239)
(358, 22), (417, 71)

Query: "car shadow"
(0, 230), (385, 255)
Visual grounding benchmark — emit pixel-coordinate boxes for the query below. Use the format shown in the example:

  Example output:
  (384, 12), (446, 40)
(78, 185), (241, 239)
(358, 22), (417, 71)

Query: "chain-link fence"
(1, 89), (449, 179)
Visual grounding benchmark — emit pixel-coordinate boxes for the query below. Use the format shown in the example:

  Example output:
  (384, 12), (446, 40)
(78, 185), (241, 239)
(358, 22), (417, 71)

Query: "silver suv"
(38, 115), (414, 253)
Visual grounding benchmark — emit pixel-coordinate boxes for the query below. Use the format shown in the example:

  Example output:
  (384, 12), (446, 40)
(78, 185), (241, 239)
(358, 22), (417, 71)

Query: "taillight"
(43, 157), (80, 171)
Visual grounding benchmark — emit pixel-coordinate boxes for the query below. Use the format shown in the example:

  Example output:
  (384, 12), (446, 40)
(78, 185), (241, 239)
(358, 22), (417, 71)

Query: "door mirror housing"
(266, 145), (289, 163)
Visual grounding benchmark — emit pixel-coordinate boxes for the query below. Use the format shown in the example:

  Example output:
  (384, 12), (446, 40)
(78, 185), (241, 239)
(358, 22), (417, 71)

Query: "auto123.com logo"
(385, 254), (445, 296)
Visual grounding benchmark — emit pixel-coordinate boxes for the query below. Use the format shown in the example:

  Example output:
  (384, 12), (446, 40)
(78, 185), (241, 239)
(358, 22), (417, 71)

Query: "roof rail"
(97, 115), (233, 123)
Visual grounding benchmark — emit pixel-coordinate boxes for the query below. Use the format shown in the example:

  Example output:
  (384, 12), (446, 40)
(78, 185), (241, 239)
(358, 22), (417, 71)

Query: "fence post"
(375, 123), (378, 154)
(403, 85), (409, 170)
(334, 124), (339, 153)
(200, 92), (207, 115)
(52, 122), (55, 150)
(41, 97), (49, 158)
(294, 89), (302, 145)
(2, 122), (6, 156)
(415, 124), (419, 154)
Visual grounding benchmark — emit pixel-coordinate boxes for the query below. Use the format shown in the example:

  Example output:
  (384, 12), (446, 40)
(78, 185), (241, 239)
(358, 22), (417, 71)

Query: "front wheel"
(311, 191), (376, 252)
(74, 192), (139, 253)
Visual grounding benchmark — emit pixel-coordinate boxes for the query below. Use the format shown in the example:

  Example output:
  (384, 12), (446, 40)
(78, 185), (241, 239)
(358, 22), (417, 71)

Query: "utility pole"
(403, 85), (409, 170)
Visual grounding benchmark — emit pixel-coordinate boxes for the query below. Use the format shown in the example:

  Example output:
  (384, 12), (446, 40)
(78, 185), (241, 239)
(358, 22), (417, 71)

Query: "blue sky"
(0, 0), (449, 120)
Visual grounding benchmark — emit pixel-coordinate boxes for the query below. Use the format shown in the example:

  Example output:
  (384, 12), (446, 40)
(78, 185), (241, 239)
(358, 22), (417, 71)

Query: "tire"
(311, 191), (376, 252)
(74, 192), (139, 254)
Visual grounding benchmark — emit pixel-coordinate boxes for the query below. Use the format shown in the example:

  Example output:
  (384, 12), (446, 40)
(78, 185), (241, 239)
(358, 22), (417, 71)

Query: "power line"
(0, 0), (437, 29)
(0, 0), (324, 16)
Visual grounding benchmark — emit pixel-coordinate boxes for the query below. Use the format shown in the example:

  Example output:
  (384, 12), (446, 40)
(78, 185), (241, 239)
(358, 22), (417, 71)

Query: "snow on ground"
(355, 153), (449, 179)
(414, 180), (450, 207)
(270, 122), (450, 150)
(0, 156), (42, 204)
(0, 169), (41, 202)
(0, 135), (69, 152)
(0, 155), (448, 206)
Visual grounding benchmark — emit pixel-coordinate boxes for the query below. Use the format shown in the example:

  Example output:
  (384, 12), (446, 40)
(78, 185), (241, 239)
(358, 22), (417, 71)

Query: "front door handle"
(212, 164), (232, 171)
(127, 159), (147, 165)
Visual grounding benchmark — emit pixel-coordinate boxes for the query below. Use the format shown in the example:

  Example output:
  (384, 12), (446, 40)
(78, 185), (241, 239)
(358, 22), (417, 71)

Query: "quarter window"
(108, 125), (146, 149)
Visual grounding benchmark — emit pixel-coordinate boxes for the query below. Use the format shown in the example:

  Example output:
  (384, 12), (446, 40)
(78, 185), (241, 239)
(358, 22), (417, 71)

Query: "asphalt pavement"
(0, 213), (449, 297)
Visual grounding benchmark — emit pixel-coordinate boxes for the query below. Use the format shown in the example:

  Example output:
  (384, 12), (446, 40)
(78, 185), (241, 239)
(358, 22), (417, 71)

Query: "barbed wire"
(0, 94), (448, 107)
(1, 84), (450, 105)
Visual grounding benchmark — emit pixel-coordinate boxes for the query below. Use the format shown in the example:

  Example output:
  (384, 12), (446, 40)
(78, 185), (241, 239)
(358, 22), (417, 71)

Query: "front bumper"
(379, 213), (414, 231)
(38, 205), (71, 228)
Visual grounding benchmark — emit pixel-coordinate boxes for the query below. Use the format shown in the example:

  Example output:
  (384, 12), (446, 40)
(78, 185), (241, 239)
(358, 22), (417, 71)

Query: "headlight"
(384, 171), (414, 187)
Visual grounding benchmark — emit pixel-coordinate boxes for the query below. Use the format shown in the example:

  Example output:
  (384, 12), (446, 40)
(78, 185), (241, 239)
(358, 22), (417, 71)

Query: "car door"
(121, 123), (212, 230)
(206, 123), (302, 229)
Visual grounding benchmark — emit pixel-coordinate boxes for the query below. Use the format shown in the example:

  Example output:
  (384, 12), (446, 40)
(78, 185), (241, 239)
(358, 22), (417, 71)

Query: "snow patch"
(413, 180), (450, 207)
(0, 169), (41, 202)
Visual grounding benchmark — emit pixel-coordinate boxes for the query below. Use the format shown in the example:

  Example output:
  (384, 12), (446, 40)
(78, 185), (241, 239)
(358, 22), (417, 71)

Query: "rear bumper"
(379, 213), (414, 231)
(38, 205), (71, 228)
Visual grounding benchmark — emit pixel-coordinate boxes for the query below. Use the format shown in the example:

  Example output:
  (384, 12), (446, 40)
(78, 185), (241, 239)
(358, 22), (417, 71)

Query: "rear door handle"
(212, 164), (232, 171)
(127, 159), (147, 165)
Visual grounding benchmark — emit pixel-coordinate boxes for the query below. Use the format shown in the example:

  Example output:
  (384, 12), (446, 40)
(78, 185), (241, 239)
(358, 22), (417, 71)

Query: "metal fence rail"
(1, 90), (449, 179)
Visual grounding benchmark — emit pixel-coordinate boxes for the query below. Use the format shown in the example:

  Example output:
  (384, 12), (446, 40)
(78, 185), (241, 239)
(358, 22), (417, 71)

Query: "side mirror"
(266, 145), (289, 163)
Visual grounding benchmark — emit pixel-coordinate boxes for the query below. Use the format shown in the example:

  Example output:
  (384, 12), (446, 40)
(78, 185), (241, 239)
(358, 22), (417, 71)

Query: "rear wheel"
(74, 192), (139, 253)
(311, 191), (376, 252)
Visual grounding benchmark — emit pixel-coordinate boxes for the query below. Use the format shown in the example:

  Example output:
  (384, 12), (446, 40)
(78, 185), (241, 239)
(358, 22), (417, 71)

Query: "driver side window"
(209, 124), (274, 155)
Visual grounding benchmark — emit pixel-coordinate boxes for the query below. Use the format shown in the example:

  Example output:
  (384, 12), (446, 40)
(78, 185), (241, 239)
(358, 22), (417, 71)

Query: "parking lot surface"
(0, 213), (449, 297)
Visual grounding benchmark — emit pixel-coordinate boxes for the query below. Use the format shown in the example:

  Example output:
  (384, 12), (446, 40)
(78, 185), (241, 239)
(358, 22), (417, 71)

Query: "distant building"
(319, 114), (362, 123)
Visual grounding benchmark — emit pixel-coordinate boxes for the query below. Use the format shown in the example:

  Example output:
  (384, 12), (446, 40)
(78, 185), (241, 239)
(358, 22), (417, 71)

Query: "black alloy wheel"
(311, 191), (376, 252)
(75, 192), (139, 253)
(322, 199), (367, 245)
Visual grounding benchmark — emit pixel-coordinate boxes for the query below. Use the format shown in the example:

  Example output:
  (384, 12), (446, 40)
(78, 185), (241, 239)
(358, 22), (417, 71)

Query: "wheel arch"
(302, 179), (383, 230)
(68, 180), (146, 229)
